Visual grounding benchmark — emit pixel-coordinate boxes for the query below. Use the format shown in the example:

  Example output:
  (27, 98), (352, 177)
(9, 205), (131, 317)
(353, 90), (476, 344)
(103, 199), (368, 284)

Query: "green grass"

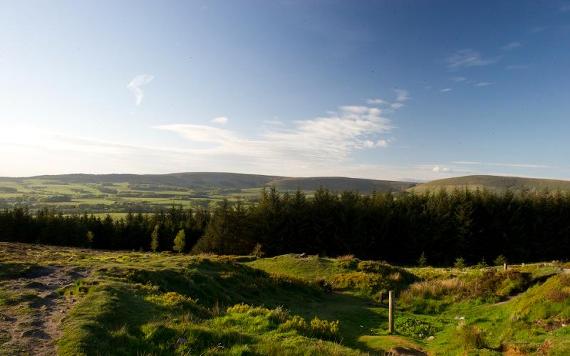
(1, 243), (568, 355)
(411, 174), (570, 193)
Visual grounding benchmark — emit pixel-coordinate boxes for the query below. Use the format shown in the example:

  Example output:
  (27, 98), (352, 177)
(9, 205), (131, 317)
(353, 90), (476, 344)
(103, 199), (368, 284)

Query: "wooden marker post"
(503, 263), (507, 271)
(388, 290), (394, 334)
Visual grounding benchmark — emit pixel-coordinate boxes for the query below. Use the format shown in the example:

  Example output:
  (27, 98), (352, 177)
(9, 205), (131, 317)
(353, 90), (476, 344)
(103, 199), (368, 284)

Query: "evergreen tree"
(418, 252), (427, 267)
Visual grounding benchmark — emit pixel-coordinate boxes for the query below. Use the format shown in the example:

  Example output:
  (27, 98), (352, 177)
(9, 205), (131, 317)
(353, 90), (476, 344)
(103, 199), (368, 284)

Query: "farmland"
(0, 173), (415, 214)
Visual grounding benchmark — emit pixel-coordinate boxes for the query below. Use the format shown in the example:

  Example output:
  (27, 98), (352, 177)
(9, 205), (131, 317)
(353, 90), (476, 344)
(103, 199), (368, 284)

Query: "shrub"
(395, 316), (439, 338)
(494, 255), (507, 266)
(417, 252), (427, 267)
(310, 317), (340, 340)
(173, 229), (186, 253)
(251, 243), (265, 258)
(279, 315), (308, 333)
(454, 257), (465, 269)
(455, 323), (486, 350)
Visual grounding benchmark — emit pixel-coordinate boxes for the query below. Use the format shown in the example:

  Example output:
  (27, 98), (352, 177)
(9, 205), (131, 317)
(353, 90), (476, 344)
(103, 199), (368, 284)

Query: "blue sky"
(1, 0), (570, 180)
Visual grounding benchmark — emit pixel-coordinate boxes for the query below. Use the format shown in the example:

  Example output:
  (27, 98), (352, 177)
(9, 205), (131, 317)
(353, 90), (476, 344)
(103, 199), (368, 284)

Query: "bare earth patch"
(0, 265), (87, 355)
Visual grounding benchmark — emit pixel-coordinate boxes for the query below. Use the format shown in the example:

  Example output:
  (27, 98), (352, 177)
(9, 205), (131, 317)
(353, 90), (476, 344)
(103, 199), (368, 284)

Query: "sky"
(1, 0), (570, 181)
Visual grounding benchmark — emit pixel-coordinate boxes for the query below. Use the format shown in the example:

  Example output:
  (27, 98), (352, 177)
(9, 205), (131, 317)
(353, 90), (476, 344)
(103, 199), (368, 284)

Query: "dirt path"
(0, 266), (87, 355)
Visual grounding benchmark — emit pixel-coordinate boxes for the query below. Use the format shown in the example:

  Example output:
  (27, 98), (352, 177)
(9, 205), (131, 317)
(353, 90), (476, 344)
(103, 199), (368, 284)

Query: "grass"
(0, 243), (569, 355)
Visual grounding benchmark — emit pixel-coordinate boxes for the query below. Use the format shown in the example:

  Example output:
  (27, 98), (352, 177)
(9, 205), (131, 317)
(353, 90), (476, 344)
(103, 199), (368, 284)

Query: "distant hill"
(270, 176), (415, 193)
(410, 175), (570, 193)
(2, 172), (416, 193)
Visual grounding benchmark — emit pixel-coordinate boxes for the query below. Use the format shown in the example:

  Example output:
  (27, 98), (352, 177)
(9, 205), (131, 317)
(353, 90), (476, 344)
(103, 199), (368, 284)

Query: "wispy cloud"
(451, 76), (467, 82)
(446, 49), (498, 69)
(210, 116), (228, 125)
(452, 161), (552, 169)
(440, 88), (452, 92)
(156, 104), (394, 166)
(367, 89), (410, 110)
(432, 165), (451, 173)
(501, 41), (521, 51)
(127, 74), (154, 106)
(394, 89), (410, 102)
(367, 98), (387, 105)
(474, 82), (492, 87)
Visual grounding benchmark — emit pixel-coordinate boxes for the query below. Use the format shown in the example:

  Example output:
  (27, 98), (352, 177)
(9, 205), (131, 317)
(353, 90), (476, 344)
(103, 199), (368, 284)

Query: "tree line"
(1, 188), (569, 265)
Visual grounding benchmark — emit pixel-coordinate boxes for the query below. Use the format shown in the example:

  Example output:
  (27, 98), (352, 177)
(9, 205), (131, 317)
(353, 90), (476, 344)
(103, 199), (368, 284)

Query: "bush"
(310, 317), (340, 340)
(395, 316), (439, 338)
(494, 255), (507, 266)
(280, 315), (309, 333)
(455, 323), (486, 350)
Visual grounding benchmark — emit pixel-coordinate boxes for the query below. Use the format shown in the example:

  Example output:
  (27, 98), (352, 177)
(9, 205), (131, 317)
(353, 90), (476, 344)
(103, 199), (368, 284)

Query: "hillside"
(1, 242), (568, 355)
(270, 176), (415, 193)
(0, 173), (415, 213)
(411, 175), (570, 193)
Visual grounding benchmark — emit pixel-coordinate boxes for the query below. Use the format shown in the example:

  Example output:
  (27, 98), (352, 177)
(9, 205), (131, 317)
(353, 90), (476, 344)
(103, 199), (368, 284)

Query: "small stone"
(427, 336), (435, 341)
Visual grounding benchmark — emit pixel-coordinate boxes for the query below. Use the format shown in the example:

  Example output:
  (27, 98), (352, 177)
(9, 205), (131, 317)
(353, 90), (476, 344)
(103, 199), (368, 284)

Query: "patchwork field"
(0, 173), (415, 214)
(0, 242), (568, 355)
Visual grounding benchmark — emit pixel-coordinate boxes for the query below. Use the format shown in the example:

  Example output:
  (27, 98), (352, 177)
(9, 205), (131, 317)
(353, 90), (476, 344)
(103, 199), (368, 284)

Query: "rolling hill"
(410, 175), (570, 193)
(0, 173), (417, 213)
(2, 172), (415, 192)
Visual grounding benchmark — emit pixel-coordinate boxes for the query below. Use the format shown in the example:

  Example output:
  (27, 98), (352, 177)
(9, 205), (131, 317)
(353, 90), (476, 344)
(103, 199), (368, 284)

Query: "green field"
(0, 173), (416, 214)
(0, 243), (568, 355)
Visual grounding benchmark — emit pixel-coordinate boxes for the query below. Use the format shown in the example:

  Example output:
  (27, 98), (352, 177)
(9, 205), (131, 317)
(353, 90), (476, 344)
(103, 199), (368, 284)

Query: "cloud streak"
(446, 49), (498, 69)
(156, 104), (393, 165)
(501, 41), (521, 51)
(210, 116), (228, 125)
(127, 74), (154, 105)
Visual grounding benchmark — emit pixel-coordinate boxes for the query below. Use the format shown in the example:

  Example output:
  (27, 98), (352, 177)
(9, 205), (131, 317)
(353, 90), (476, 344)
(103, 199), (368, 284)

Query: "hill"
(410, 175), (570, 193)
(5, 172), (415, 192)
(1, 242), (568, 355)
(0, 172), (416, 213)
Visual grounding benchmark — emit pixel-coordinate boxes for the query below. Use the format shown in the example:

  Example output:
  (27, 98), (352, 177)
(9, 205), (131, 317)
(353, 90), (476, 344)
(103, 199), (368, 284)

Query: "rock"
(21, 329), (49, 339)
(427, 336), (435, 341)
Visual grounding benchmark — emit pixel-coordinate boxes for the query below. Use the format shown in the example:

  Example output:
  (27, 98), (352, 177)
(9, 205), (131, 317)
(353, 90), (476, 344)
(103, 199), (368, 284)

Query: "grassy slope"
(1, 244), (568, 355)
(411, 175), (570, 193)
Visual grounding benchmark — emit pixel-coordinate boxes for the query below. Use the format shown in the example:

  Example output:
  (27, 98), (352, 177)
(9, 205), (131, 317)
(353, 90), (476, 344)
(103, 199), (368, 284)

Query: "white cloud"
(367, 98), (387, 105)
(446, 49), (498, 69)
(440, 88), (452, 92)
(451, 76), (467, 82)
(474, 82), (492, 87)
(452, 161), (551, 169)
(501, 41), (521, 51)
(368, 89), (410, 111)
(210, 116), (228, 125)
(127, 74), (154, 106)
(156, 105), (393, 164)
(432, 165), (451, 173)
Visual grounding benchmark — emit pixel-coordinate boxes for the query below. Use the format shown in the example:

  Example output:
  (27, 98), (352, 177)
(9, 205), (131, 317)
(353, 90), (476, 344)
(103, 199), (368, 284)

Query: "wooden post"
(388, 290), (394, 334)
(503, 263), (507, 271)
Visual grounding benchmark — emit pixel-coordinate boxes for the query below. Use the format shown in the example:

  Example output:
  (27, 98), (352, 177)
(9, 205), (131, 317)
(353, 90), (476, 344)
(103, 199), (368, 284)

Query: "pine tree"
(418, 252), (427, 267)
(150, 224), (160, 252)
(173, 229), (186, 253)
